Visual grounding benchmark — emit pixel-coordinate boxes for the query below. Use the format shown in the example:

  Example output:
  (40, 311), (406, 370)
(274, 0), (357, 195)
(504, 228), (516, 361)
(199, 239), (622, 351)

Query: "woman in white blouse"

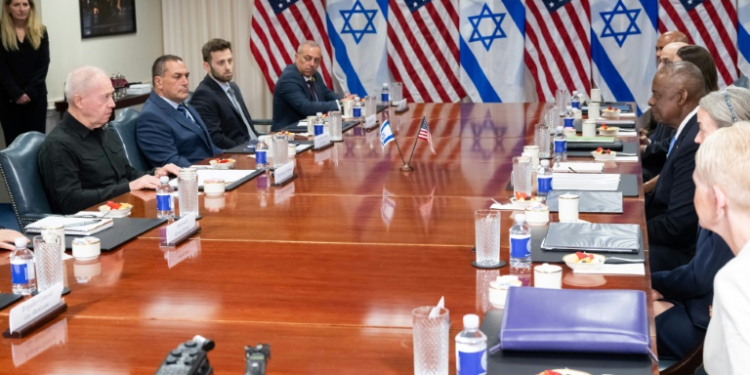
(695, 122), (750, 374)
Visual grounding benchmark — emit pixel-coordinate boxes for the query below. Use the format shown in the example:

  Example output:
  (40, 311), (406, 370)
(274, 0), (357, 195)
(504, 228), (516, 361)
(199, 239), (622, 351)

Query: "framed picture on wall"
(79, 0), (137, 39)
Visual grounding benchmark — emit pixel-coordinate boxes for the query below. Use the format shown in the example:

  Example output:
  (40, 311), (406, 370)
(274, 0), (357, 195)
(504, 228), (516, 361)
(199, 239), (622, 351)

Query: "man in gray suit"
(272, 41), (353, 131)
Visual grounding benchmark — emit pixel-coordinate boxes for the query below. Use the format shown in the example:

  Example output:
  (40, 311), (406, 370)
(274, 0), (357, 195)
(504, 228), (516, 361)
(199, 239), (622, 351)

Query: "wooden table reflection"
(0, 103), (655, 374)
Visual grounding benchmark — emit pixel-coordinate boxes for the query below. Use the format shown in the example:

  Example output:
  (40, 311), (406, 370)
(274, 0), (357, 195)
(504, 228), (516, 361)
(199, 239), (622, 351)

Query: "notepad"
(552, 173), (620, 191)
(25, 217), (114, 236)
(566, 135), (616, 143)
(552, 162), (604, 173)
(169, 169), (258, 189)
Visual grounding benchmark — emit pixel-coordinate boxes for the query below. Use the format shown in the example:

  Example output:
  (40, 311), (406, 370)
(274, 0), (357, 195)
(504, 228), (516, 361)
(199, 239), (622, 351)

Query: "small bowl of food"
(598, 124), (620, 136)
(510, 193), (540, 208)
(591, 147), (617, 161)
(99, 201), (133, 217)
(563, 252), (606, 271)
(601, 106), (621, 118)
(209, 157), (236, 169)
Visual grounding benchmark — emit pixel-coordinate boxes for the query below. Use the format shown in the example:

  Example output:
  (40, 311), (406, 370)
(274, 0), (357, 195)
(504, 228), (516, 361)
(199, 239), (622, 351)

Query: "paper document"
(169, 170), (257, 189)
(594, 119), (636, 125)
(552, 173), (620, 191)
(566, 136), (616, 143)
(25, 217), (114, 236)
(574, 263), (645, 276)
(552, 163), (604, 173)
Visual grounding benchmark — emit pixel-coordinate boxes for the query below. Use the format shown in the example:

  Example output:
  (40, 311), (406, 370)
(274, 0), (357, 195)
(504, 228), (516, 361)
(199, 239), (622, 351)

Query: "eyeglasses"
(723, 91), (738, 123)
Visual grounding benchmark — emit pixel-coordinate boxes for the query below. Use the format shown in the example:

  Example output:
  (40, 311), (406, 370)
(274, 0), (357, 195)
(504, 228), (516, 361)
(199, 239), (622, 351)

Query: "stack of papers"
(552, 173), (620, 191)
(574, 264), (645, 275)
(613, 156), (639, 162)
(25, 217), (114, 236)
(169, 170), (257, 189)
(566, 136), (616, 143)
(552, 163), (604, 173)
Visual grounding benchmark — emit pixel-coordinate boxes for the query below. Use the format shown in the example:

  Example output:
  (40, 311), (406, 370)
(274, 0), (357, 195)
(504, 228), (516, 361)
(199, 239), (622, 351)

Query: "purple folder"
(498, 287), (653, 357)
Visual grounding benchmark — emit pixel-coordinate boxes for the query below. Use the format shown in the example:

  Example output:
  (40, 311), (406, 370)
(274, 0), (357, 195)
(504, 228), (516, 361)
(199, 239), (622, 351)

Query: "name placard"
(364, 114), (377, 130)
(166, 213), (196, 244)
(397, 99), (407, 111)
(9, 283), (63, 333)
(314, 133), (331, 149)
(274, 161), (295, 185)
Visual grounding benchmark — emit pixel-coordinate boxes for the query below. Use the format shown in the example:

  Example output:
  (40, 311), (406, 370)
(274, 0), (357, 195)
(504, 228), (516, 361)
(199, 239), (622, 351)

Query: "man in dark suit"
(137, 55), (222, 168)
(190, 39), (258, 149)
(646, 61), (706, 272)
(272, 40), (353, 131)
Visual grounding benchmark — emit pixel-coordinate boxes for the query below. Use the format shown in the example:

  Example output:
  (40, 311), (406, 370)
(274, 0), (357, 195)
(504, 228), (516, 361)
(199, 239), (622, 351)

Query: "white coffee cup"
(582, 119), (597, 138)
(558, 193), (580, 222)
(534, 263), (562, 289)
(590, 88), (602, 103)
(588, 102), (601, 120)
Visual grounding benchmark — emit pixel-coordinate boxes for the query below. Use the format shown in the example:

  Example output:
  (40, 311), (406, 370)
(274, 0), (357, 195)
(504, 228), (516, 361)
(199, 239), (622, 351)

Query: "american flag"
(417, 116), (436, 154)
(250, 0), (334, 92)
(387, 0), (466, 103)
(524, 0), (591, 102)
(658, 0), (738, 88)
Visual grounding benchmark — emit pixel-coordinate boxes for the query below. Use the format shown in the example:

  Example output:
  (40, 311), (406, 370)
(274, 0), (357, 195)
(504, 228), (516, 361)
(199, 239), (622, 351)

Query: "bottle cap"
(463, 314), (479, 329)
(160, 176), (169, 184)
(515, 214), (526, 224)
(14, 237), (27, 248)
(541, 160), (549, 167)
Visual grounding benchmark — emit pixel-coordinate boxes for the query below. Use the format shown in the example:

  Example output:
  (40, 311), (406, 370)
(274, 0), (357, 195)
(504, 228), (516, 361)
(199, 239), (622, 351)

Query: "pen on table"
(568, 166), (579, 173)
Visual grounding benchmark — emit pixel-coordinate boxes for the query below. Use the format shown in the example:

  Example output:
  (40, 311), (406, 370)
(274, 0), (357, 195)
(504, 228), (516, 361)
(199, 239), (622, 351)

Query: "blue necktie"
(667, 135), (677, 157)
(176, 104), (194, 123)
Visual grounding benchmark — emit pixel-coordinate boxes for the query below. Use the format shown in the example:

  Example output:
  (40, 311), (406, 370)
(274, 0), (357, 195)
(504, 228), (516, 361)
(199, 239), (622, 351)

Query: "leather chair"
(108, 108), (149, 171)
(0, 131), (52, 229)
(659, 342), (704, 375)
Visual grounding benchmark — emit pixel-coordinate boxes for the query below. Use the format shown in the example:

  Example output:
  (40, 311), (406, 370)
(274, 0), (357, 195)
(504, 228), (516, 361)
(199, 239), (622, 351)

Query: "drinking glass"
(306, 115), (316, 134)
(328, 111), (343, 141)
(412, 306), (449, 375)
(391, 82), (403, 104)
(34, 235), (63, 292)
(555, 89), (569, 112)
(512, 156), (532, 199)
(178, 168), (199, 218)
(475, 209), (501, 266)
(364, 96), (377, 118)
(535, 124), (551, 158)
(273, 133), (288, 168)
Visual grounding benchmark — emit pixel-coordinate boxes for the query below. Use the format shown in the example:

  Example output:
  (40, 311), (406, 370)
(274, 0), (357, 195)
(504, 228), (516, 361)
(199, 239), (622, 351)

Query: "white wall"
(41, 0), (163, 103)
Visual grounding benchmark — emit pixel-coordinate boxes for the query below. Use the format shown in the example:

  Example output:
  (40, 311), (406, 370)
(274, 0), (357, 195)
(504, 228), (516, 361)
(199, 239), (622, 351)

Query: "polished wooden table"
(0, 103), (655, 374)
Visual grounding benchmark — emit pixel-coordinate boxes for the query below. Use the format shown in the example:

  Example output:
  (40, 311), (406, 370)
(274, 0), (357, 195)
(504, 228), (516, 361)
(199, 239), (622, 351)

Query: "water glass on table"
(535, 123), (551, 158)
(364, 96), (377, 117)
(412, 306), (450, 375)
(512, 156), (533, 199)
(178, 168), (199, 218)
(475, 209), (501, 267)
(328, 111), (343, 141)
(391, 82), (403, 104)
(34, 235), (63, 292)
(273, 133), (288, 168)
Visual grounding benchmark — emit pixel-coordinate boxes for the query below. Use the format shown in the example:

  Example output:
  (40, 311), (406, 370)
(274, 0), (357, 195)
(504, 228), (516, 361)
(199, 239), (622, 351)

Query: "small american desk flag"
(418, 117), (436, 154)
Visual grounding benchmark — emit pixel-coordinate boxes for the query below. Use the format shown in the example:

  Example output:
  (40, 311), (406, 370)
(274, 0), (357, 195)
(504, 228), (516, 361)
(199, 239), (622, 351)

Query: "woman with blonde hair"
(0, 0), (49, 146)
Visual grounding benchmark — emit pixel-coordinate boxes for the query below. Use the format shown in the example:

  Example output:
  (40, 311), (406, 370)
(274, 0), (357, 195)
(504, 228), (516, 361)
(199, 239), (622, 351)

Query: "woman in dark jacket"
(0, 0), (49, 146)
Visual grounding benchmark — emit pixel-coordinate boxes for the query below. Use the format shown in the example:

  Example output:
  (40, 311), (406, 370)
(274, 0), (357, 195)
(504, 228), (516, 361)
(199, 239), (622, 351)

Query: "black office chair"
(0, 131), (52, 229)
(108, 108), (150, 171)
(659, 342), (704, 375)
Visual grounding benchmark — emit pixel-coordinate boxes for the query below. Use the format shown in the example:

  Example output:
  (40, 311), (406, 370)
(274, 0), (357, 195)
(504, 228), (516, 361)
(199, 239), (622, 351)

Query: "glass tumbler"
(34, 235), (63, 292)
(475, 209), (501, 266)
(391, 82), (403, 104)
(273, 133), (289, 168)
(512, 156), (532, 199)
(178, 167), (199, 218)
(364, 96), (377, 118)
(329, 111), (343, 141)
(535, 123), (551, 158)
(412, 306), (449, 375)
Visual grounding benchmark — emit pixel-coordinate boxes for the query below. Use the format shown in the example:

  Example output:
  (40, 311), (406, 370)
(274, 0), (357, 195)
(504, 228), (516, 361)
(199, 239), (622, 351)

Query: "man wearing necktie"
(272, 40), (355, 131)
(191, 39), (260, 149)
(137, 55), (222, 168)
(645, 62), (707, 272)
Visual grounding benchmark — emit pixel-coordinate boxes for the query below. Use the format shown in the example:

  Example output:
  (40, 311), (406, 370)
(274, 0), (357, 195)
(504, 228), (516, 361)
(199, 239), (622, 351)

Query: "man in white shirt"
(693, 122), (750, 374)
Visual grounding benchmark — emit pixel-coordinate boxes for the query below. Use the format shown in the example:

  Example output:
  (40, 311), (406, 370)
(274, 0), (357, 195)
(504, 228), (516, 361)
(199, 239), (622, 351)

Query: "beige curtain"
(161, 0), (273, 119)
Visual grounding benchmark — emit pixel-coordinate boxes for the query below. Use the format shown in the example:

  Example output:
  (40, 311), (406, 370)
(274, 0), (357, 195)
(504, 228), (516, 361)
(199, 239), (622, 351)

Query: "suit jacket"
(642, 123), (675, 181)
(704, 241), (750, 375)
(272, 64), (340, 131)
(646, 112), (700, 256)
(137, 92), (222, 168)
(652, 228), (734, 331)
(190, 75), (258, 149)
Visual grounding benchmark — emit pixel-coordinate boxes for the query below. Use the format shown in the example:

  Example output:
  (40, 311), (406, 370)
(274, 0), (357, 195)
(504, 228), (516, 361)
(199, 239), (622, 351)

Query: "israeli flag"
(740, 0), (750, 78)
(591, 0), (658, 114)
(459, 0), (525, 102)
(380, 119), (394, 150)
(327, 0), (389, 97)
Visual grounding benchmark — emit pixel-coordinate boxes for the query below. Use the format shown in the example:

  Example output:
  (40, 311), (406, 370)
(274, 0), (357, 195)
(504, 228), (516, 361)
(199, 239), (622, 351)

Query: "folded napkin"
(495, 287), (654, 359)
(552, 173), (620, 191)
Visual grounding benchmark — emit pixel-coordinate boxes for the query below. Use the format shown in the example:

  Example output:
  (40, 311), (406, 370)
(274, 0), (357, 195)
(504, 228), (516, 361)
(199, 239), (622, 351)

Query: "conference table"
(0, 103), (656, 374)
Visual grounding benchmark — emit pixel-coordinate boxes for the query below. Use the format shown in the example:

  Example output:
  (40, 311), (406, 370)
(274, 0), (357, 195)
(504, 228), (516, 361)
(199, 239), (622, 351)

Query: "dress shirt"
(38, 112), (149, 214)
(670, 106), (698, 151)
(704, 240), (750, 374)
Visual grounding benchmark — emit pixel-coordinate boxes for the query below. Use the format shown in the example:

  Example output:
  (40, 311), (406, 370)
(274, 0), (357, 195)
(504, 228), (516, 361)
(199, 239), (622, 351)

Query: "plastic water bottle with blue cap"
(455, 314), (487, 375)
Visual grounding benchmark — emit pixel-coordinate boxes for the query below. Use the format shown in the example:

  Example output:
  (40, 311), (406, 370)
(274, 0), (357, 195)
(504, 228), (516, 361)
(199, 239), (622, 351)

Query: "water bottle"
(537, 160), (553, 197)
(255, 141), (268, 169)
(455, 314), (487, 375)
(509, 214), (531, 266)
(553, 127), (567, 163)
(352, 97), (362, 118)
(156, 176), (175, 219)
(11, 237), (36, 295)
(381, 83), (390, 105)
(571, 90), (581, 109)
